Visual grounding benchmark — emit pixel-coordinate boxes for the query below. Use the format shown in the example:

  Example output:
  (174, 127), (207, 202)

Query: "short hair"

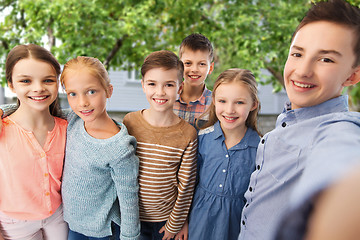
(141, 50), (184, 83)
(5, 44), (61, 117)
(293, 0), (360, 67)
(179, 33), (214, 62)
(60, 56), (112, 96)
(198, 68), (262, 136)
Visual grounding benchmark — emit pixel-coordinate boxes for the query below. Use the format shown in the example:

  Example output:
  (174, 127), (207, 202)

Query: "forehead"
(215, 82), (252, 98)
(180, 48), (211, 62)
(143, 68), (179, 82)
(292, 21), (356, 58)
(13, 58), (56, 76)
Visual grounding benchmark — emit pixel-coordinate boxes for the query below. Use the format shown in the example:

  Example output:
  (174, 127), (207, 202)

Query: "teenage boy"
(238, 0), (360, 239)
(173, 33), (214, 128)
(123, 50), (197, 240)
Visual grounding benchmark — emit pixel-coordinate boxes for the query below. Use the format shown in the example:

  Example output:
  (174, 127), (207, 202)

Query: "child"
(173, 33), (214, 128)
(59, 56), (140, 240)
(122, 50), (197, 240)
(0, 44), (68, 239)
(0, 56), (140, 239)
(238, 0), (360, 240)
(188, 68), (261, 240)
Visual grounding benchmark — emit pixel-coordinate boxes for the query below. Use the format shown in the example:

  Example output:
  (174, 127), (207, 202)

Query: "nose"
(295, 58), (314, 78)
(78, 95), (89, 107)
(225, 103), (235, 114)
(33, 81), (45, 92)
(156, 85), (165, 96)
(190, 64), (199, 72)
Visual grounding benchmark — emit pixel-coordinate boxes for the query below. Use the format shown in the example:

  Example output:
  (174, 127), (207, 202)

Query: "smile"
(189, 75), (201, 80)
(223, 116), (238, 121)
(292, 80), (314, 88)
(80, 109), (94, 115)
(29, 96), (49, 101)
(154, 99), (167, 104)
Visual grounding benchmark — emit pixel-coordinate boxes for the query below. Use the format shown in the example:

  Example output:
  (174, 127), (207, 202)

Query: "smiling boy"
(173, 33), (214, 128)
(123, 50), (197, 240)
(238, 0), (360, 239)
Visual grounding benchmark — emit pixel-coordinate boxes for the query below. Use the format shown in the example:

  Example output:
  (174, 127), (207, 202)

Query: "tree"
(1, 0), (360, 109)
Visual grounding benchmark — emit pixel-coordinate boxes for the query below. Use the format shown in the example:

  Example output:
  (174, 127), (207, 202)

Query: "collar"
(177, 86), (211, 105)
(277, 95), (349, 126)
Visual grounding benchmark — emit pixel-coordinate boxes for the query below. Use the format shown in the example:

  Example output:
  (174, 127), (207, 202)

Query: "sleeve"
(0, 104), (18, 117)
(276, 118), (360, 240)
(110, 133), (140, 240)
(165, 136), (198, 234)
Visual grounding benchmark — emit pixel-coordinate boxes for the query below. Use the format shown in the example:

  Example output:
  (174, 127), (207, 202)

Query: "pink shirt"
(0, 116), (67, 220)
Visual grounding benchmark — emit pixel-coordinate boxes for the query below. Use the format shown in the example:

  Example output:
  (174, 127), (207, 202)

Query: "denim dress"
(188, 121), (260, 240)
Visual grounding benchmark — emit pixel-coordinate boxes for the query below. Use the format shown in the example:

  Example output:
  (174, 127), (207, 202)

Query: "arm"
(174, 219), (188, 240)
(305, 167), (360, 240)
(0, 232), (5, 240)
(163, 138), (197, 236)
(111, 134), (140, 240)
(0, 104), (17, 118)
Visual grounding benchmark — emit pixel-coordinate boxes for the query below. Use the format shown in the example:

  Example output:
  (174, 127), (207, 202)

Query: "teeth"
(154, 99), (166, 103)
(81, 110), (92, 113)
(224, 116), (237, 121)
(293, 81), (313, 88)
(189, 75), (200, 79)
(30, 96), (47, 100)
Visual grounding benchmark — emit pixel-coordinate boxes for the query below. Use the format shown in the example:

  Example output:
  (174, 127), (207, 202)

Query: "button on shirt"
(173, 87), (212, 128)
(238, 95), (360, 240)
(0, 116), (67, 220)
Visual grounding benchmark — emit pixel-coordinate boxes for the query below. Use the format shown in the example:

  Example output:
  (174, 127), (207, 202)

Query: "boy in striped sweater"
(123, 50), (197, 240)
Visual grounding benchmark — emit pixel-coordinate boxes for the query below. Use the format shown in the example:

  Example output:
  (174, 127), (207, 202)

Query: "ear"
(8, 81), (16, 93)
(208, 62), (215, 75)
(251, 101), (258, 111)
(343, 66), (360, 87)
(107, 84), (113, 98)
(177, 82), (184, 94)
(141, 80), (145, 93)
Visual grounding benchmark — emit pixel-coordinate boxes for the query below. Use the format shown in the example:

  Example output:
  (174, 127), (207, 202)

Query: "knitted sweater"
(123, 110), (197, 234)
(61, 111), (140, 240)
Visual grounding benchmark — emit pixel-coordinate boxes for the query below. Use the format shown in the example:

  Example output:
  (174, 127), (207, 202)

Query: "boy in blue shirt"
(238, 0), (360, 239)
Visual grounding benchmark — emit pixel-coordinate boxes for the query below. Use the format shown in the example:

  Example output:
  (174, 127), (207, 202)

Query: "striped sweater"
(123, 110), (197, 234)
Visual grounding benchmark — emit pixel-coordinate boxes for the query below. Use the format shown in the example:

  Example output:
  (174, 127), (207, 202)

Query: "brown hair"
(141, 50), (184, 83)
(60, 56), (112, 96)
(293, 0), (360, 67)
(5, 44), (61, 117)
(179, 33), (214, 62)
(198, 68), (262, 136)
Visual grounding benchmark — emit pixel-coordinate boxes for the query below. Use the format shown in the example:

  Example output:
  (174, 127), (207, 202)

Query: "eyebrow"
(16, 74), (57, 78)
(291, 45), (342, 57)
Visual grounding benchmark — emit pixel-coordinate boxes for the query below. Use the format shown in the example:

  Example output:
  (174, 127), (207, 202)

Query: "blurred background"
(1, 0), (359, 134)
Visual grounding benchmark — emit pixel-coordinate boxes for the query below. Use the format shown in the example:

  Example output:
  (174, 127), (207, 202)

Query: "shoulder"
(198, 125), (215, 136)
(123, 111), (141, 125)
(179, 118), (197, 140)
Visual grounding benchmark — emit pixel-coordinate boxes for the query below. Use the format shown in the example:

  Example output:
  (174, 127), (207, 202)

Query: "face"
(142, 68), (180, 114)
(64, 69), (112, 124)
(180, 49), (214, 87)
(284, 21), (360, 110)
(9, 58), (58, 113)
(214, 82), (256, 133)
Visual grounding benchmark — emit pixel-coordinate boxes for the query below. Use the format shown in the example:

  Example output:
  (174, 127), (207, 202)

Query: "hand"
(159, 225), (176, 240)
(174, 220), (188, 240)
(0, 109), (3, 134)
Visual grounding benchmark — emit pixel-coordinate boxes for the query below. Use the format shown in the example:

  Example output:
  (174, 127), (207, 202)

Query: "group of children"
(1, 0), (360, 240)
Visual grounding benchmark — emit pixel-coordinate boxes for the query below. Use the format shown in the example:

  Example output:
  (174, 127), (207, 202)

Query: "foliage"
(1, 0), (360, 109)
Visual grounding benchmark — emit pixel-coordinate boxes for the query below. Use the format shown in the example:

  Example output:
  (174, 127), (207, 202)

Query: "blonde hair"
(198, 68), (262, 136)
(60, 56), (111, 95)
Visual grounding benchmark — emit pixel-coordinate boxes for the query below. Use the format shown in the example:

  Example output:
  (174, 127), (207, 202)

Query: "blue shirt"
(189, 121), (260, 240)
(238, 95), (360, 240)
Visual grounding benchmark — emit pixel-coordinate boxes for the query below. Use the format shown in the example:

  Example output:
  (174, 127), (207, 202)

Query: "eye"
(320, 58), (334, 63)
(291, 52), (302, 58)
(44, 79), (56, 83)
(68, 92), (76, 97)
(218, 99), (226, 103)
(20, 79), (30, 83)
(165, 83), (175, 87)
(88, 90), (96, 95)
(147, 82), (155, 86)
(236, 101), (244, 105)
(200, 62), (207, 66)
(184, 62), (191, 66)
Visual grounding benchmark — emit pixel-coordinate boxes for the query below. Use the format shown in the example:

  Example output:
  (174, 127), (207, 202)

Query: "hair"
(5, 44), (61, 117)
(60, 56), (112, 96)
(293, 0), (360, 67)
(141, 50), (184, 83)
(198, 68), (262, 136)
(179, 33), (214, 62)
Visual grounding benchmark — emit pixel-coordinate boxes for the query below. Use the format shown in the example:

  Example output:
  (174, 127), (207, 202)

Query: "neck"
(181, 83), (205, 103)
(222, 124), (247, 150)
(142, 108), (180, 127)
(10, 105), (54, 131)
(84, 113), (119, 139)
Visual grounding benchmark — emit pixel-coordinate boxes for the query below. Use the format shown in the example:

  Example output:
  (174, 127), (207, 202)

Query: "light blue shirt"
(238, 95), (360, 240)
